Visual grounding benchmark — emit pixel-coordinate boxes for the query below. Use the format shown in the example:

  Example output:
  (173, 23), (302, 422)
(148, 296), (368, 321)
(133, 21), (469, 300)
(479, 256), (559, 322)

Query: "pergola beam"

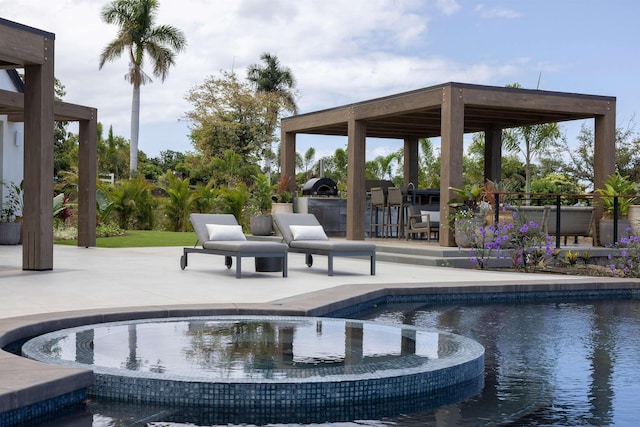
(0, 19), (52, 66)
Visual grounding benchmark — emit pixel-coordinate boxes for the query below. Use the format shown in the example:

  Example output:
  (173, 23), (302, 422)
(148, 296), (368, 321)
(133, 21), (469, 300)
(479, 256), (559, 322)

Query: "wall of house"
(0, 70), (25, 213)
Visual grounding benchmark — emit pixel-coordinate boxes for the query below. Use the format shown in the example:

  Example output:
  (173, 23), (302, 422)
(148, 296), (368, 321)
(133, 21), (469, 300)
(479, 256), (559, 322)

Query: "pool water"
(27, 298), (640, 426)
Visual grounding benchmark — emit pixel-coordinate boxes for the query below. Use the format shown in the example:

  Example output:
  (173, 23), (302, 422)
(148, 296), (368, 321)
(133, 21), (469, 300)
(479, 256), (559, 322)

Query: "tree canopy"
(183, 70), (277, 163)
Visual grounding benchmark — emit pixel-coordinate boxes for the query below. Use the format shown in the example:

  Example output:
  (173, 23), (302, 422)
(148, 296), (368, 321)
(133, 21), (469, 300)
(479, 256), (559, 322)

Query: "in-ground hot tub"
(22, 315), (484, 423)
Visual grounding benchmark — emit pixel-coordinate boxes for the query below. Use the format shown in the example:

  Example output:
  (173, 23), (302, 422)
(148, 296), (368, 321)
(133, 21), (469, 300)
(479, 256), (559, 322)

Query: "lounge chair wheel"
(305, 254), (313, 267)
(180, 255), (186, 270)
(225, 256), (233, 269)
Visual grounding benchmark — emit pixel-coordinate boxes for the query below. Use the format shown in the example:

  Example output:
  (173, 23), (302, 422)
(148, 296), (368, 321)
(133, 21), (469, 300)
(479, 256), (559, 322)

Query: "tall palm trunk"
(130, 83), (141, 173)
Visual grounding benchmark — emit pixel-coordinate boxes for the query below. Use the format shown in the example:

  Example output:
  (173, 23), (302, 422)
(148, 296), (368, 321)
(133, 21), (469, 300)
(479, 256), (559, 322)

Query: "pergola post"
(77, 111), (98, 247)
(404, 136), (419, 187)
(594, 107), (616, 245)
(347, 111), (366, 240)
(22, 39), (55, 270)
(440, 86), (465, 246)
(484, 126), (502, 183)
(281, 129), (297, 192)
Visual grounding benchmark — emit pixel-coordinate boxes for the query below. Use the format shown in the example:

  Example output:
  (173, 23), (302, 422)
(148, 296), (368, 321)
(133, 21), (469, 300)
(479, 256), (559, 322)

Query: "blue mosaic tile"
(0, 389), (86, 427)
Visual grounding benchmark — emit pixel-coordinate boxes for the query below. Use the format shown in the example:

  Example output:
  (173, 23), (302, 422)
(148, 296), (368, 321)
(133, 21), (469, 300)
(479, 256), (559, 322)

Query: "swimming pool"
(14, 293), (640, 426)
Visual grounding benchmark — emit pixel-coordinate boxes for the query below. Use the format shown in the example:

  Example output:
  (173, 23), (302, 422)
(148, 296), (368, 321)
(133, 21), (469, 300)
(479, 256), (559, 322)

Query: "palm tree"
(247, 53), (298, 178)
(374, 152), (401, 181)
(99, 0), (186, 175)
(247, 52), (298, 115)
(502, 83), (561, 201)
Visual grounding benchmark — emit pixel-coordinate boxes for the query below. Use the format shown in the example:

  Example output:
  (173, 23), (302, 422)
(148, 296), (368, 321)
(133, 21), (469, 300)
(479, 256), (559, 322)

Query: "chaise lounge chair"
(273, 213), (376, 276)
(181, 213), (288, 278)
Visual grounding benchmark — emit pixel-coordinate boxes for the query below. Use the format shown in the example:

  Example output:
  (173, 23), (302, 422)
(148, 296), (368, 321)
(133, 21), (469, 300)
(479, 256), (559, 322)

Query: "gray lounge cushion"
(289, 240), (375, 251)
(202, 240), (287, 253)
(191, 213), (287, 253)
(274, 213), (375, 252)
(274, 213), (319, 245)
(191, 213), (239, 245)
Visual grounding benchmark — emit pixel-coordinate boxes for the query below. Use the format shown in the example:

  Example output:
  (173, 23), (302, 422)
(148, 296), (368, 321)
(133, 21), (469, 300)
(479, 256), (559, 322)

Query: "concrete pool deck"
(1, 243), (639, 425)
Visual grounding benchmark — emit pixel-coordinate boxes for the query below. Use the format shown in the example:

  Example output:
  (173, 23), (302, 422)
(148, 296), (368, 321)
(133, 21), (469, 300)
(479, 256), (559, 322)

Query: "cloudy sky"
(1, 0), (638, 161)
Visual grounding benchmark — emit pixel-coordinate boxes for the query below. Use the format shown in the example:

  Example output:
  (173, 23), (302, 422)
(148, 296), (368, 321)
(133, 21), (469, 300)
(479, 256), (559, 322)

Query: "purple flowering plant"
(463, 205), (558, 271)
(466, 221), (510, 269)
(509, 210), (558, 272)
(605, 229), (640, 277)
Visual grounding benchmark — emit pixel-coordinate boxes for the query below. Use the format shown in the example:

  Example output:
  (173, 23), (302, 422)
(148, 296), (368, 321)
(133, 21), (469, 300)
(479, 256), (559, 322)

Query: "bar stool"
(386, 187), (404, 238)
(369, 187), (386, 238)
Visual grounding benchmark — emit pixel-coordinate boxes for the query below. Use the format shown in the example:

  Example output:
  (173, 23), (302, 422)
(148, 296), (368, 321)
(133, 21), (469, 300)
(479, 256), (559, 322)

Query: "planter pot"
(454, 217), (485, 248)
(628, 205), (640, 234)
(0, 222), (20, 245)
(599, 218), (631, 246)
(250, 214), (273, 236)
(271, 202), (294, 214)
(255, 256), (283, 272)
(271, 203), (294, 235)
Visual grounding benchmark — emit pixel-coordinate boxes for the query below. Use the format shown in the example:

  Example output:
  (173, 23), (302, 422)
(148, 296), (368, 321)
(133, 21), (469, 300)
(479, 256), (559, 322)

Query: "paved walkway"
(0, 244), (620, 320)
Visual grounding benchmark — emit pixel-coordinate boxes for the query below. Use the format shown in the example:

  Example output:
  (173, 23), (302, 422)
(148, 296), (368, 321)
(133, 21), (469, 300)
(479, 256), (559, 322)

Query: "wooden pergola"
(281, 82), (616, 246)
(0, 18), (97, 270)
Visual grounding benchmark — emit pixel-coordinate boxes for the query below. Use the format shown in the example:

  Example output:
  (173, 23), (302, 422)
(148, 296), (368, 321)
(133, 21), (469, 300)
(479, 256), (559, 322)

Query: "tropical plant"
(595, 172), (638, 218)
(96, 186), (115, 224)
(530, 173), (587, 205)
(210, 149), (260, 187)
(219, 183), (250, 228)
(99, 0), (187, 174)
(250, 173), (273, 215)
(418, 138), (439, 188)
(448, 183), (486, 212)
(0, 180), (23, 223)
(274, 175), (294, 203)
(371, 152), (401, 181)
(191, 179), (217, 214)
(163, 172), (193, 232)
(53, 193), (73, 223)
(301, 147), (316, 179)
(98, 125), (130, 180)
(109, 176), (155, 229)
(324, 147), (348, 187)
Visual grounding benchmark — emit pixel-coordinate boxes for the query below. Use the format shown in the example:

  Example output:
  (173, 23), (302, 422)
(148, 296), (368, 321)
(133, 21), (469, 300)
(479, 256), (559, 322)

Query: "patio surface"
(0, 242), (639, 424)
(0, 243), (628, 320)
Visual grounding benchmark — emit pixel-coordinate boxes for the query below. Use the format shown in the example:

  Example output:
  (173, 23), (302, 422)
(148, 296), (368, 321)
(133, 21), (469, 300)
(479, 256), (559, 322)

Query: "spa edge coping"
(1, 277), (639, 420)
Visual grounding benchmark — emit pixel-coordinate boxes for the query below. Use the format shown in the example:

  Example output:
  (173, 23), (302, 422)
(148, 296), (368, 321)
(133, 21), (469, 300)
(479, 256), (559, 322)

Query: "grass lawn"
(55, 230), (197, 248)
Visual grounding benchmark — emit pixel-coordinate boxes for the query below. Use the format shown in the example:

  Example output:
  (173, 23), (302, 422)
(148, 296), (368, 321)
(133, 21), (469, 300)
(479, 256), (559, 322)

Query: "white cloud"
(0, 0), (540, 156)
(436, 0), (462, 15)
(474, 4), (522, 19)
